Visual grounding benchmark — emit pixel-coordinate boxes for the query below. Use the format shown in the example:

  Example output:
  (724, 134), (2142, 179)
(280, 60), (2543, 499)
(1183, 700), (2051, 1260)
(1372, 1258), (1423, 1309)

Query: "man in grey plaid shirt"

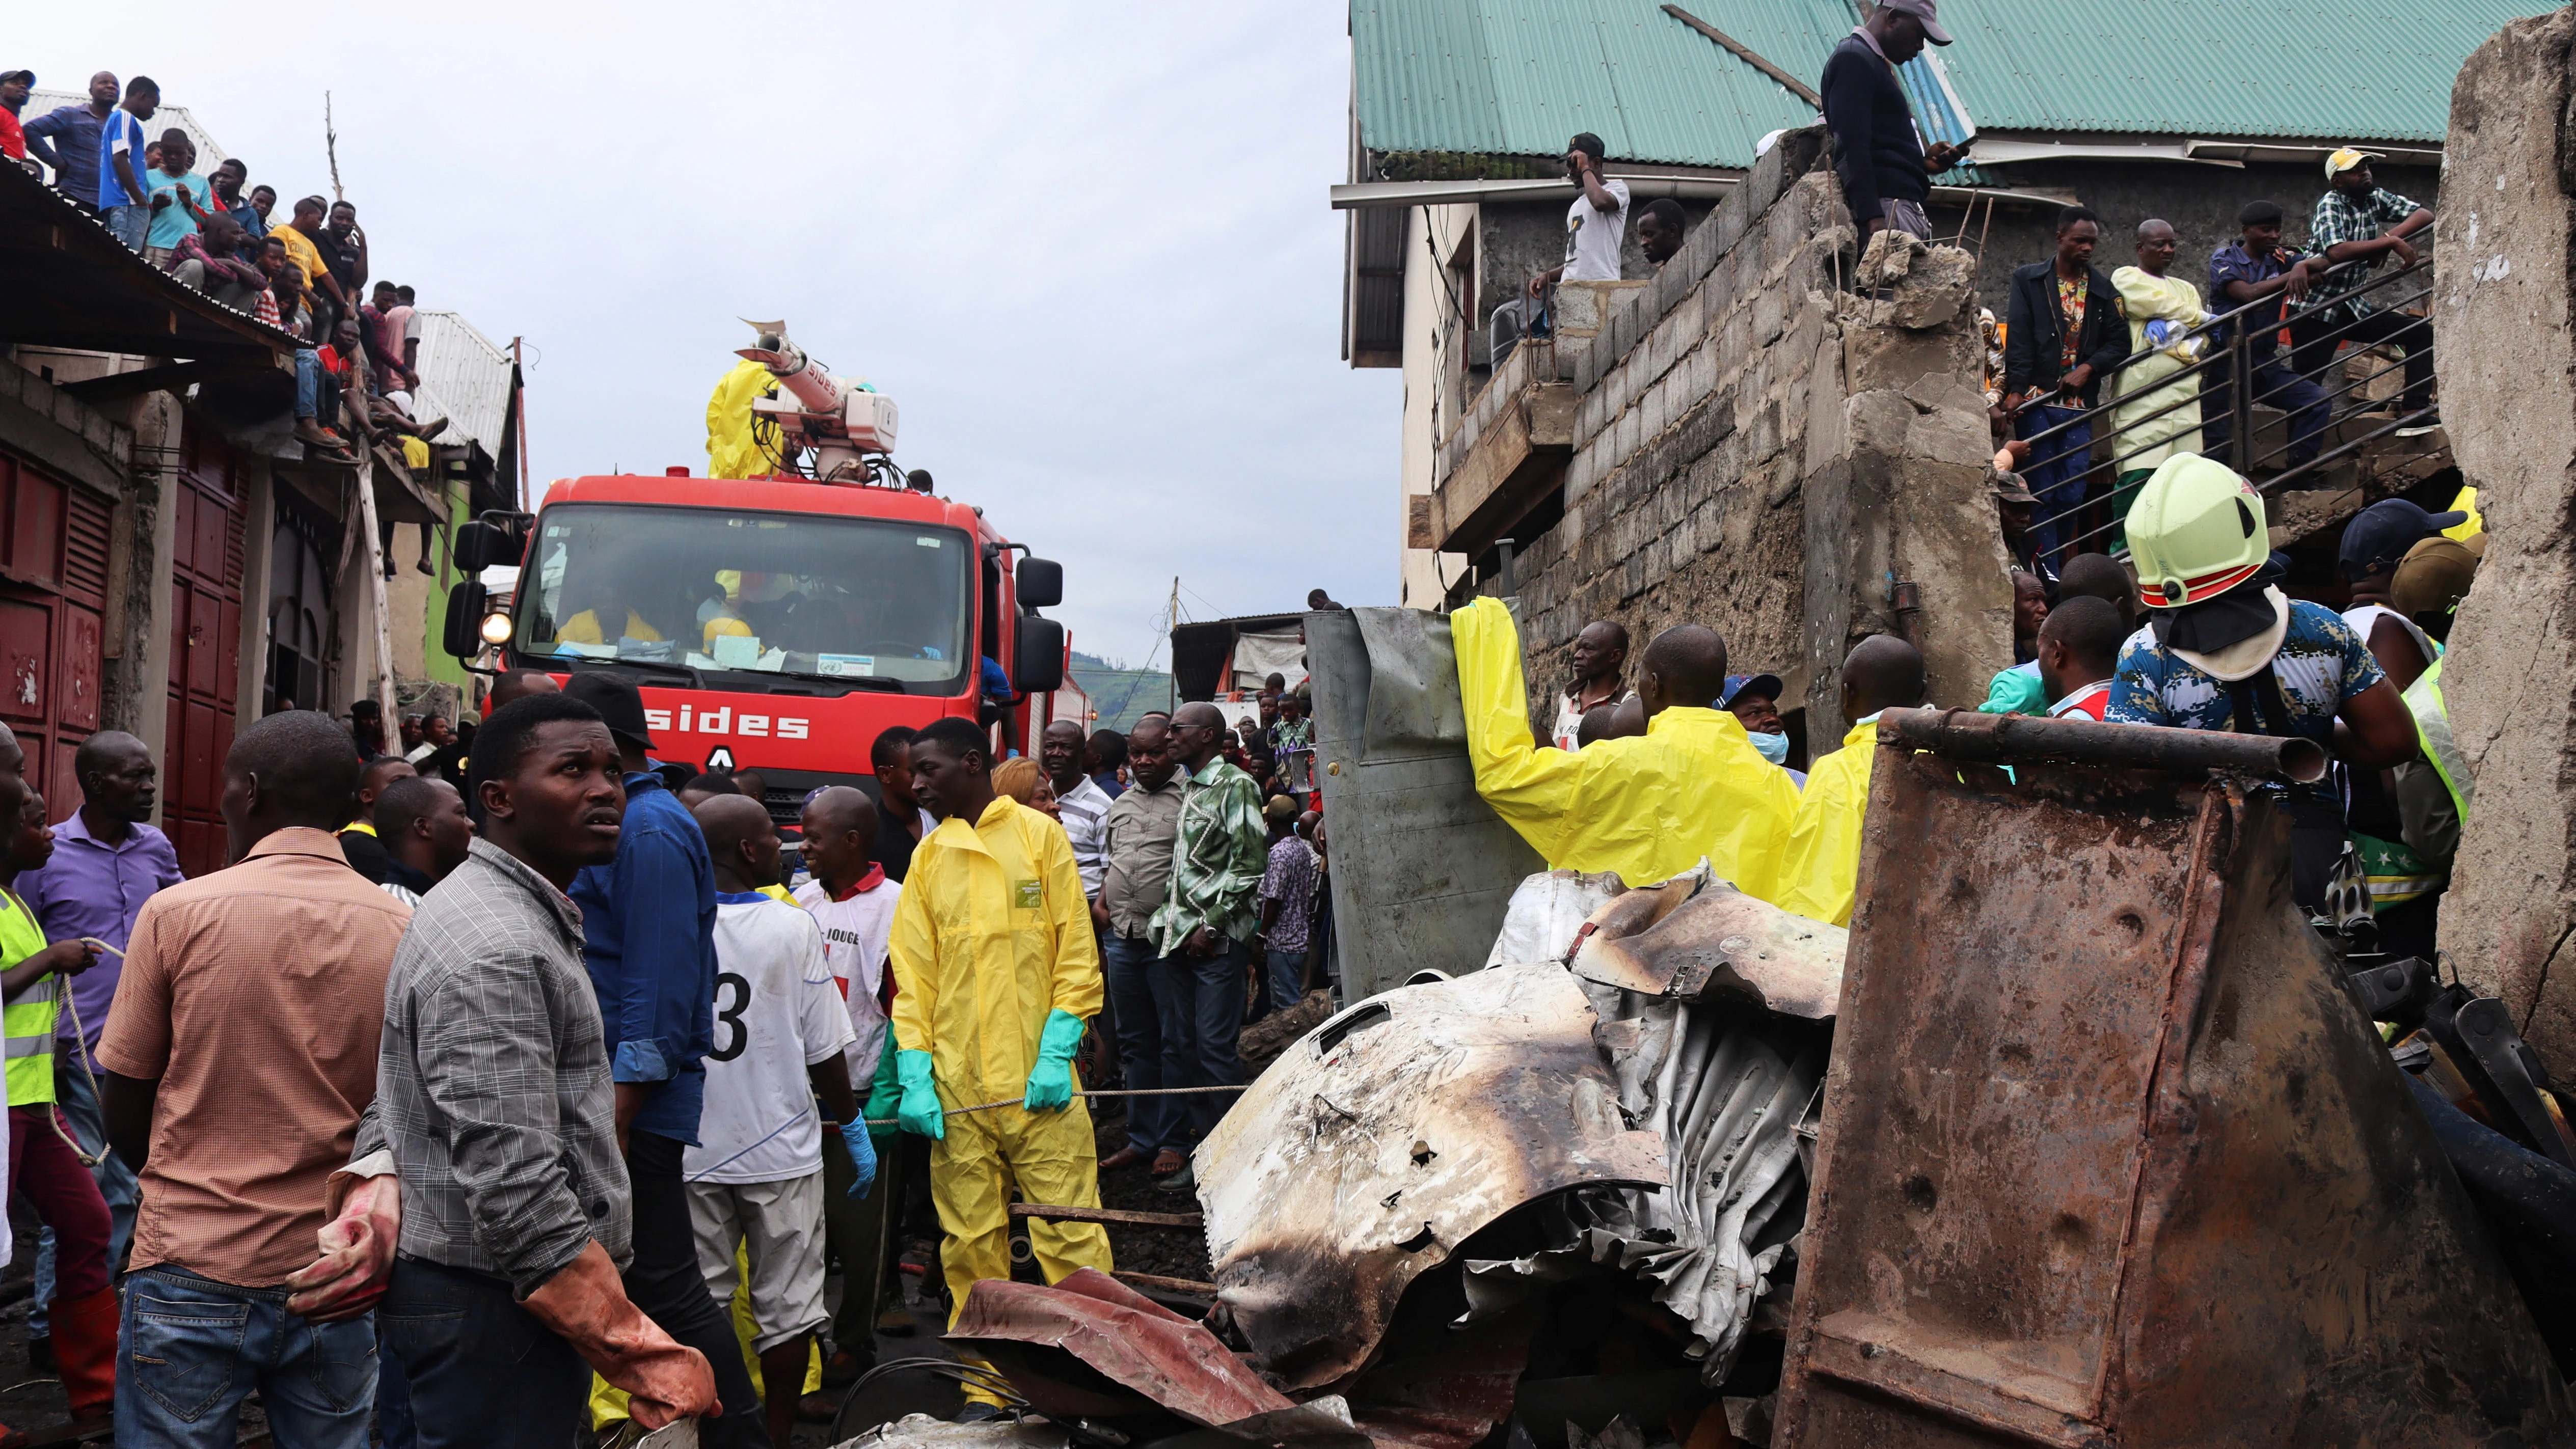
(287, 692), (717, 1446)
(2290, 146), (2437, 423)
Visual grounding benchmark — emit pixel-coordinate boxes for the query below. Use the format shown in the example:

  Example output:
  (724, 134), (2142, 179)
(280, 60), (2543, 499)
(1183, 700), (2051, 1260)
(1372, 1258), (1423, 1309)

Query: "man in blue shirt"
(93, 76), (156, 251)
(22, 72), (118, 208)
(560, 671), (770, 1447)
(2204, 201), (2331, 472)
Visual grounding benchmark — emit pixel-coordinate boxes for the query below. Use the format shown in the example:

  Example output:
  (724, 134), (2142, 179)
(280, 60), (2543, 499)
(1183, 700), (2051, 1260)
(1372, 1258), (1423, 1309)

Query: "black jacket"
(339, 827), (395, 885)
(2003, 260), (2128, 406)
(1820, 35), (1927, 228)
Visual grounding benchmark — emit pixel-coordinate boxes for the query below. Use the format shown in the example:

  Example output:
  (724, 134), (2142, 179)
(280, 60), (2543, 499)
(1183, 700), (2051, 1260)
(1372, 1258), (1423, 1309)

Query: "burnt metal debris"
(859, 707), (2576, 1449)
(1771, 720), (2575, 1446)
(1194, 962), (1669, 1392)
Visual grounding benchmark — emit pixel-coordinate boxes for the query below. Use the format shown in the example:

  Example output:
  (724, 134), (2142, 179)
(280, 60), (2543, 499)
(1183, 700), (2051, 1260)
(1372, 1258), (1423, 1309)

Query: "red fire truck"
(443, 325), (1073, 818)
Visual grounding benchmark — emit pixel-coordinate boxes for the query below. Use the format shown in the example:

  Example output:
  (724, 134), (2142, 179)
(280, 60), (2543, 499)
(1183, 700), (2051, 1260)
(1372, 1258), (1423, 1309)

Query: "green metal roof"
(1939, 0), (2554, 143)
(1350, 0), (2544, 168)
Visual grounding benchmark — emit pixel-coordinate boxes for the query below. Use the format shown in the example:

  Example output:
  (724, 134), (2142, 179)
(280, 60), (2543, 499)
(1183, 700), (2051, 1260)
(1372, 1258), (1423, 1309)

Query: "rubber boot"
(51, 1286), (119, 1422)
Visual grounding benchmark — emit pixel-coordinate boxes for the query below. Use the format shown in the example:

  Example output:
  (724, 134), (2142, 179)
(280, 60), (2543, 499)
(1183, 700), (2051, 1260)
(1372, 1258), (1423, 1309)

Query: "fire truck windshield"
(515, 503), (972, 692)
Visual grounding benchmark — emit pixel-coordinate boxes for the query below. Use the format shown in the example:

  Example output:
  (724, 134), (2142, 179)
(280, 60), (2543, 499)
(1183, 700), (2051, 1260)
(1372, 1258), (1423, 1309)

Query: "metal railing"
(2002, 255), (2437, 565)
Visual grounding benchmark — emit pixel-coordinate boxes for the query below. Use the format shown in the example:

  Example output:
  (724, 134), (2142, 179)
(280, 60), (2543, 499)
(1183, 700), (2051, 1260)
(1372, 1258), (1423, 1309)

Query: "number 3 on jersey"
(710, 971), (751, 1062)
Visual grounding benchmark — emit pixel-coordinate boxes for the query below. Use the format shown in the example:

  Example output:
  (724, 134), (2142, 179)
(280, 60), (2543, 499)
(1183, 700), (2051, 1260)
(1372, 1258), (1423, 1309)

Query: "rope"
(858, 1083), (1245, 1130)
(38, 939), (123, 1168)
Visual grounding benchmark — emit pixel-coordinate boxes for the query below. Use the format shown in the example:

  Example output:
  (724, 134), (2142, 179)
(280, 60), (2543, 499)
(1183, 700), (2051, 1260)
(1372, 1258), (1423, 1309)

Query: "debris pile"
(846, 867), (1846, 1449)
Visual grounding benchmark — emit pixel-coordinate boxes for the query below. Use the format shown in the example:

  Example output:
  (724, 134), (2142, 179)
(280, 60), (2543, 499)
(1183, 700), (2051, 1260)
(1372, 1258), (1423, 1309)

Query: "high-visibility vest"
(0, 889), (59, 1107)
(2405, 659), (2474, 831)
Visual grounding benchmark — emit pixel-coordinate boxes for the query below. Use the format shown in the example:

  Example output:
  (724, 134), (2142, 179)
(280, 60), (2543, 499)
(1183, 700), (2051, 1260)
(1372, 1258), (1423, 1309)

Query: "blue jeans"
(1152, 935), (1247, 1143)
(1102, 932), (1178, 1155)
(378, 1257), (587, 1449)
(117, 1266), (376, 1448)
(33, 1056), (140, 1337)
(103, 203), (149, 250)
(2016, 403), (2094, 567)
(294, 349), (321, 419)
(1267, 949), (1309, 1012)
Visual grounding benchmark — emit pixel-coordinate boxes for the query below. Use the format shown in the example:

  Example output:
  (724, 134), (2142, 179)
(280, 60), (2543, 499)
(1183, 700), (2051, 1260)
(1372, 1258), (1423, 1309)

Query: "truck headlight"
(479, 610), (515, 645)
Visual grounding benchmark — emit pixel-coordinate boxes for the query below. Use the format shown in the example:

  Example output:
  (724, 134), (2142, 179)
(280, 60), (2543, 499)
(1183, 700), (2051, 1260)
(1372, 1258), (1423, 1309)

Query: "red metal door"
(162, 424), (246, 876)
(0, 450), (111, 845)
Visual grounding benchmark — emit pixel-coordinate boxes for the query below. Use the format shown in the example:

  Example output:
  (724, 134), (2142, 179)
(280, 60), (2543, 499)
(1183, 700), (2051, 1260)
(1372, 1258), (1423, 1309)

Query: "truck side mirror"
(454, 521), (523, 572)
(1013, 616), (1065, 695)
(443, 581), (491, 660)
(1016, 556), (1064, 610)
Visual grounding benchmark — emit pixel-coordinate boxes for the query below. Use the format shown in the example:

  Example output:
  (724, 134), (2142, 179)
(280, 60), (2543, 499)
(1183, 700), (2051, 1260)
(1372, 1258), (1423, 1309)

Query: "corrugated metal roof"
(411, 311), (516, 457)
(1352, 0), (1829, 168)
(1351, 0), (2540, 166)
(1937, 0), (2554, 143)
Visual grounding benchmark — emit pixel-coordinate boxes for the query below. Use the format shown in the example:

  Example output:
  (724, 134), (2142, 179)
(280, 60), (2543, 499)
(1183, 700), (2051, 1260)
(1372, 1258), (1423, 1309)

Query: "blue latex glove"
(1023, 1008), (1086, 1112)
(839, 1117), (879, 1199)
(896, 1049), (945, 1139)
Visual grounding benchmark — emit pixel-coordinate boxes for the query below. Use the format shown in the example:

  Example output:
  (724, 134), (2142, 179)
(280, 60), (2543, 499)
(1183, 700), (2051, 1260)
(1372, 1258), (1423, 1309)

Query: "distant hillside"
(1070, 650), (1175, 733)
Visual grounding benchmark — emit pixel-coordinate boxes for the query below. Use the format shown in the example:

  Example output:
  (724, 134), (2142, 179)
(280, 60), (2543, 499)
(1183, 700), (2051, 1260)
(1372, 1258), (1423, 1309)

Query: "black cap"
(561, 671), (655, 751)
(2340, 498), (2468, 579)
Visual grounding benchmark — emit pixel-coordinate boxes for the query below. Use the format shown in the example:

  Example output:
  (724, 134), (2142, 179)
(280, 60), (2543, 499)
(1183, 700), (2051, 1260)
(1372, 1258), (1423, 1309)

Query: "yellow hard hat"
(2126, 454), (2268, 609)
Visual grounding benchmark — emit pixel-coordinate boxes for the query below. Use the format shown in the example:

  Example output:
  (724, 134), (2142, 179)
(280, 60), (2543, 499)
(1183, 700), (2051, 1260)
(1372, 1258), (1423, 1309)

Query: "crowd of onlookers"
(2, 67), (449, 489)
(1986, 151), (2436, 582)
(0, 663), (1330, 1444)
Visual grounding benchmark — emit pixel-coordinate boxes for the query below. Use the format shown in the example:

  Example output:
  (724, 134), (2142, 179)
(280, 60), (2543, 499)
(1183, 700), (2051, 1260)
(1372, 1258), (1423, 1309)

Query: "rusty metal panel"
(944, 1268), (1323, 1433)
(1197, 963), (1667, 1391)
(1774, 712), (2575, 1447)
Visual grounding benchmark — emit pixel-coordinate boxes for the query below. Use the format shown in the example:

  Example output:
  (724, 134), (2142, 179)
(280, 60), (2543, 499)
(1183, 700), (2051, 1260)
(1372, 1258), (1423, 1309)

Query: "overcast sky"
(11, 2), (1397, 670)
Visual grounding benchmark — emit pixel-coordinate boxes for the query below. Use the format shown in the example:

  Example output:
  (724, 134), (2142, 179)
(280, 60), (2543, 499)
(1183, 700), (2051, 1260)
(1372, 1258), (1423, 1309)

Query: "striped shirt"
(1054, 774), (1114, 899)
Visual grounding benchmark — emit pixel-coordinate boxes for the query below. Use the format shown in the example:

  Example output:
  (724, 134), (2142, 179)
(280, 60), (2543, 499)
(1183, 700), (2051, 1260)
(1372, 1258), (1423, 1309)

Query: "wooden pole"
(510, 336), (532, 511)
(355, 453), (399, 733)
(1662, 4), (1824, 108)
(324, 92), (343, 202)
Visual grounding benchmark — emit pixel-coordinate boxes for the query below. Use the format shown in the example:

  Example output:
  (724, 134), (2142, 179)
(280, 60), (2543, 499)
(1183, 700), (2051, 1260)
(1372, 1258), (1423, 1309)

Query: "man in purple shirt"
(15, 730), (183, 1352)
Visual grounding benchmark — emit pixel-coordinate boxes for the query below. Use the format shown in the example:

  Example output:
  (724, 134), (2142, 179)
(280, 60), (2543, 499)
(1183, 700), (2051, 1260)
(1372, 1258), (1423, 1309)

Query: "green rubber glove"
(862, 1033), (903, 1142)
(896, 1049), (944, 1140)
(1023, 1008), (1086, 1112)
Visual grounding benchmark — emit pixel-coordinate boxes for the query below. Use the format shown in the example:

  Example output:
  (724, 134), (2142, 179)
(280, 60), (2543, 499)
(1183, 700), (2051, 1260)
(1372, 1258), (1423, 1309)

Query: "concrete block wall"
(2430, 5), (2576, 1058)
(1443, 124), (2013, 740)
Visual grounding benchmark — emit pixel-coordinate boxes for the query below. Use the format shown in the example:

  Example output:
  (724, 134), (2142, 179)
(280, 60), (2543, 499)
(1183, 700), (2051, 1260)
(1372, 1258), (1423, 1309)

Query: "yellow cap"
(2325, 146), (2381, 178)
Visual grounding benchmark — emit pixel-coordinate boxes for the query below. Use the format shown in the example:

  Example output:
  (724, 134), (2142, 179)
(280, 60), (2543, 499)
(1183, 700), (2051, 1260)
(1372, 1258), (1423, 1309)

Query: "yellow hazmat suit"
(1453, 598), (1800, 895)
(889, 795), (1111, 1399)
(1775, 718), (1878, 927)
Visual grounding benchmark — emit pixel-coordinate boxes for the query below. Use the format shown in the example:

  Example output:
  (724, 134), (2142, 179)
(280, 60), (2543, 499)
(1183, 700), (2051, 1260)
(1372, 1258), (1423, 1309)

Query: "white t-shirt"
(793, 874), (901, 1085)
(1562, 177), (1631, 283)
(2341, 603), (2437, 675)
(684, 893), (858, 1185)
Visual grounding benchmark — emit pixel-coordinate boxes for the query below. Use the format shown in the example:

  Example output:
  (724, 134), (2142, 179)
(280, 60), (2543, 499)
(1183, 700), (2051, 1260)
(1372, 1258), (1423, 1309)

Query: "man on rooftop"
(1820, 0), (1965, 243)
(1524, 132), (1630, 300)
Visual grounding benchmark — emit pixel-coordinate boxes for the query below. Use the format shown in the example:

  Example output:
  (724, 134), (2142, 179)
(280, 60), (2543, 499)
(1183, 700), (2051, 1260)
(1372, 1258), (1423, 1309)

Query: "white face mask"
(1750, 729), (1791, 766)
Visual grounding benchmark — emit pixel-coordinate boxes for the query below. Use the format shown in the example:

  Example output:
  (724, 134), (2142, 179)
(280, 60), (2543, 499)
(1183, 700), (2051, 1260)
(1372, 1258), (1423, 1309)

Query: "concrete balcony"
(1412, 280), (1643, 560)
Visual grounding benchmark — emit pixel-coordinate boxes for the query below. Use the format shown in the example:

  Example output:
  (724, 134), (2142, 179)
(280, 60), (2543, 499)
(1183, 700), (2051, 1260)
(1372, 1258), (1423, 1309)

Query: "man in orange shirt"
(98, 712), (410, 1448)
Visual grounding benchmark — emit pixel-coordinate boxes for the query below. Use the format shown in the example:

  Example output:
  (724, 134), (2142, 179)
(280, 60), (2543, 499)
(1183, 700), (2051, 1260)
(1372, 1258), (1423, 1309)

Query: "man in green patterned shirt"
(2290, 147), (2436, 423)
(1147, 702), (1269, 1184)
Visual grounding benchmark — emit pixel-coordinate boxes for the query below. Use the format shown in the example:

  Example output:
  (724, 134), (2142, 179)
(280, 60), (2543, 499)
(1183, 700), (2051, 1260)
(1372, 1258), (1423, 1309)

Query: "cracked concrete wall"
(2434, 6), (2576, 1057)
(1492, 126), (2013, 745)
